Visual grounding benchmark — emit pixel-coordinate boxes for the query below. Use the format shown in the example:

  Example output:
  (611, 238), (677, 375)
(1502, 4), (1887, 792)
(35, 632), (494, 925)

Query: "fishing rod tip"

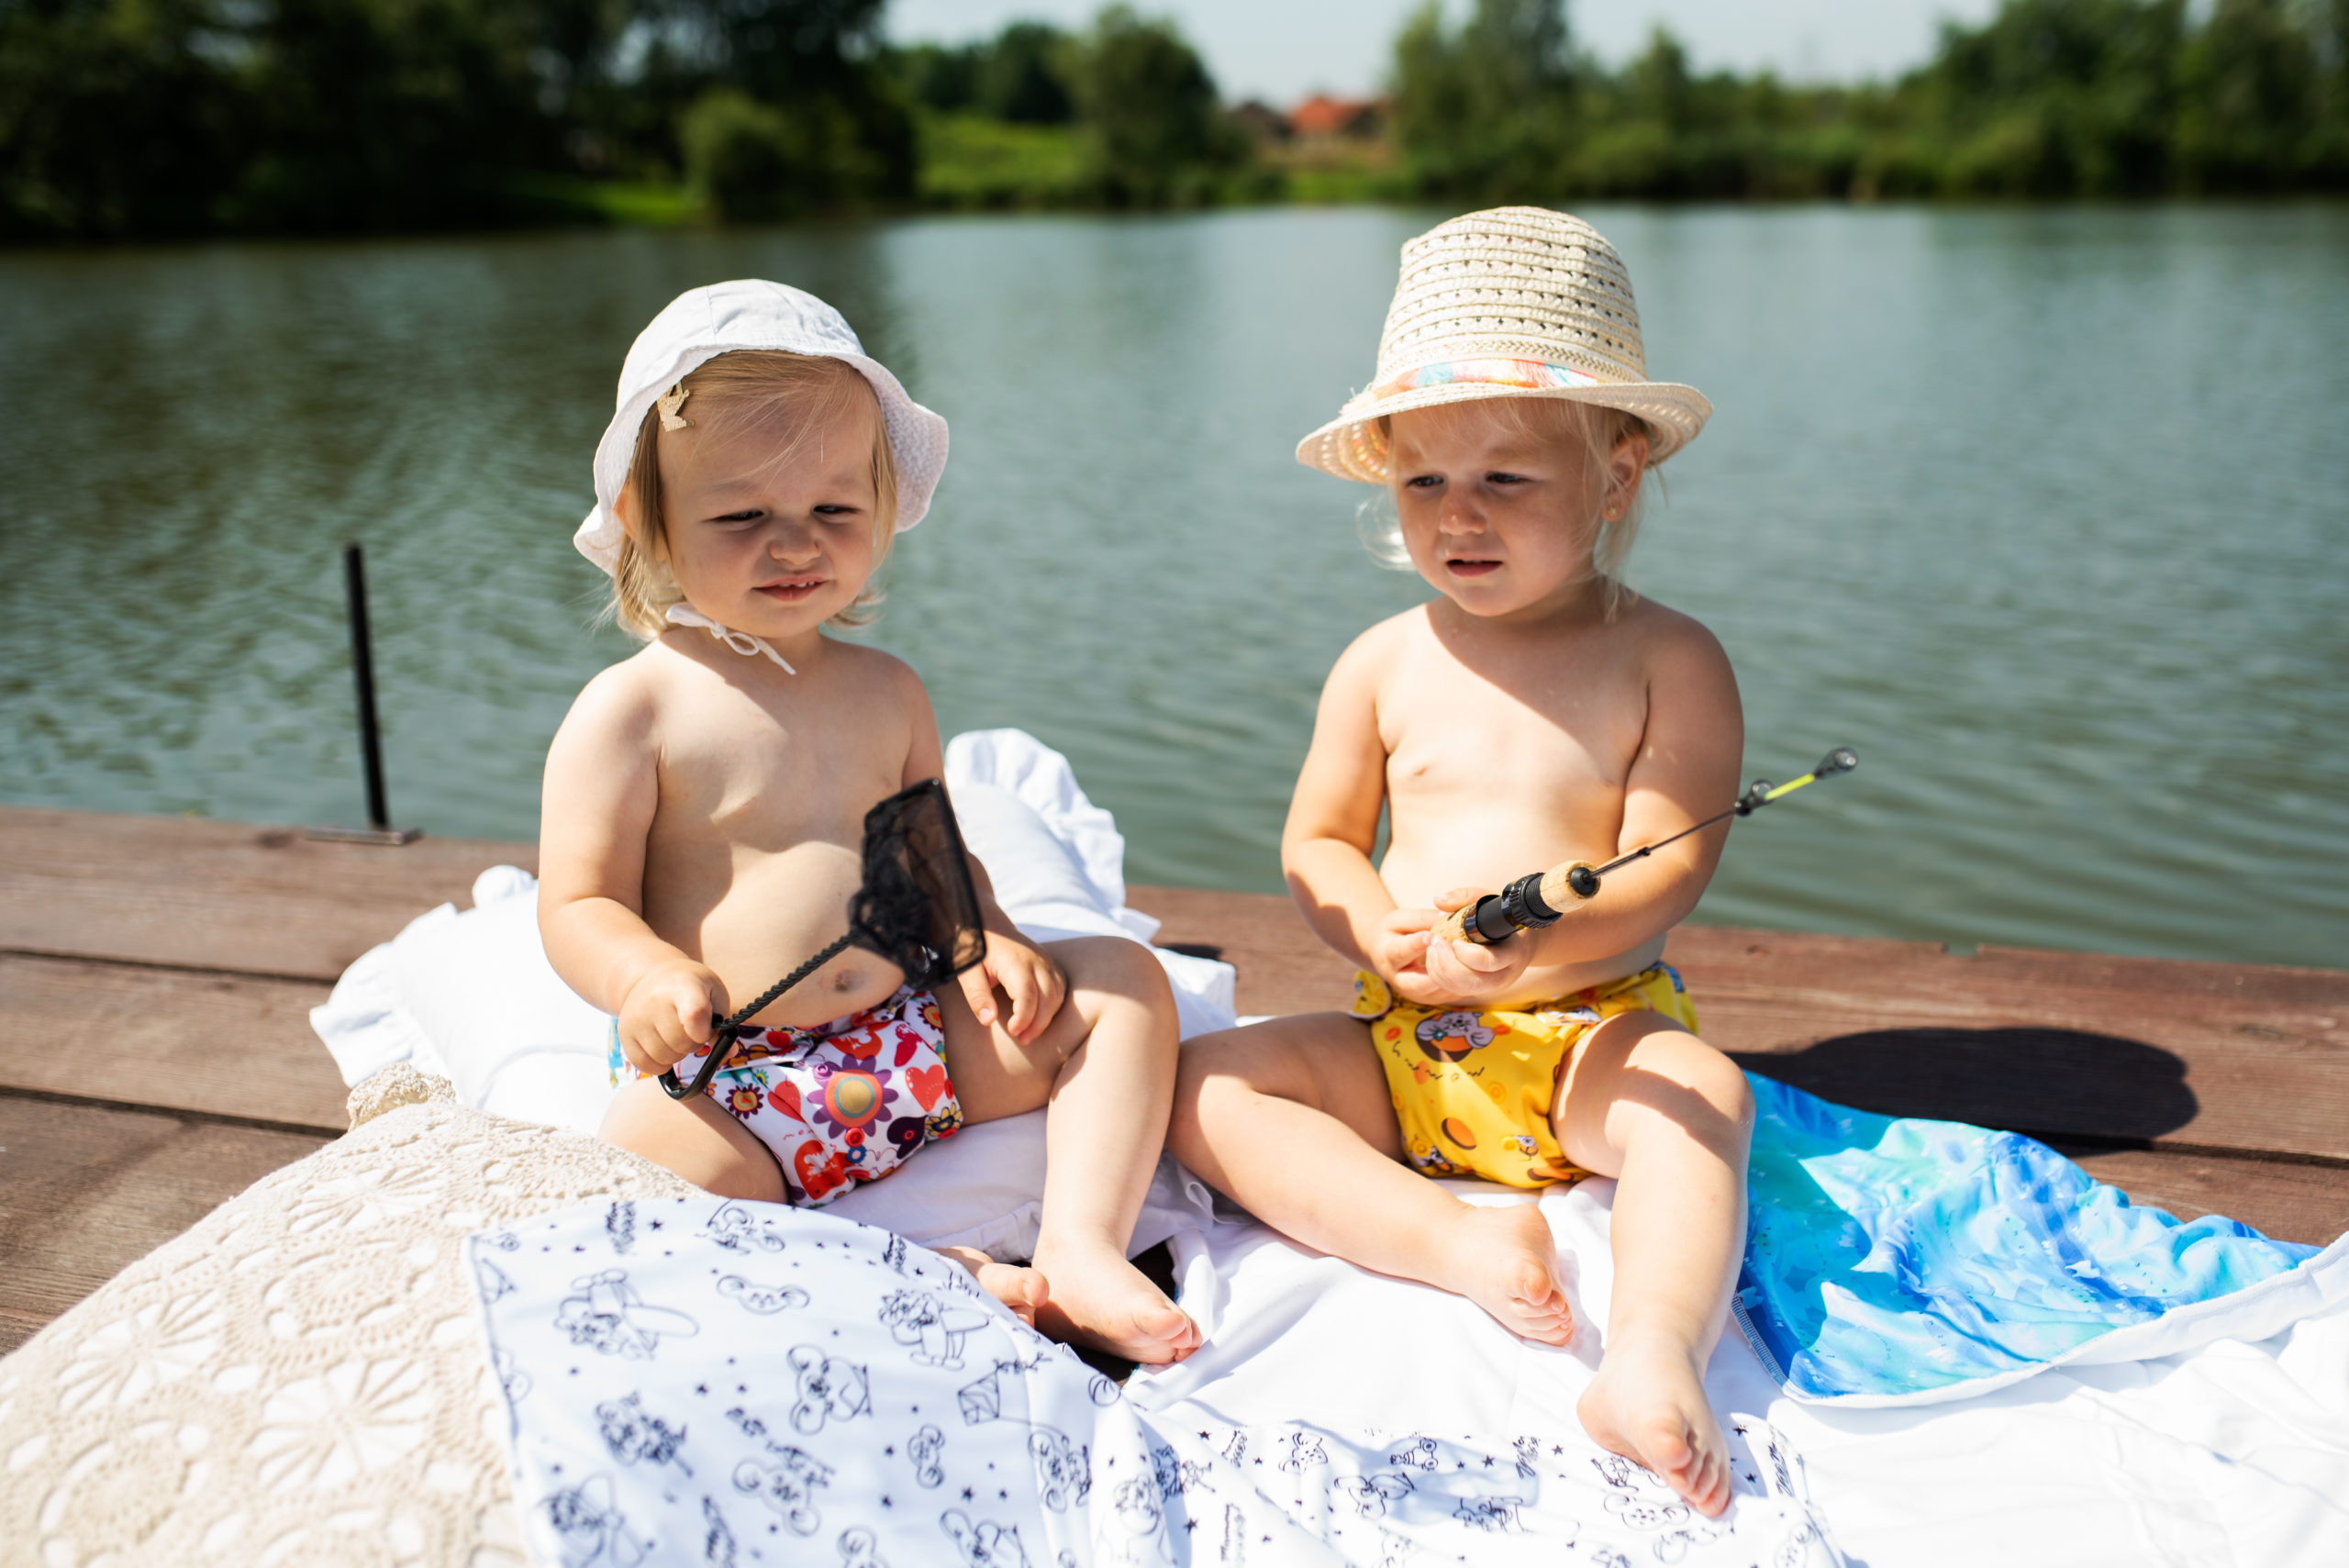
(1822, 747), (1859, 773)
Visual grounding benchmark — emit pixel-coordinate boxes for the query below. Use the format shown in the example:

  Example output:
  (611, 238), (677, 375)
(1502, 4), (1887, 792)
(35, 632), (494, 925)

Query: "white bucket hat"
(574, 279), (949, 669)
(1296, 206), (1712, 483)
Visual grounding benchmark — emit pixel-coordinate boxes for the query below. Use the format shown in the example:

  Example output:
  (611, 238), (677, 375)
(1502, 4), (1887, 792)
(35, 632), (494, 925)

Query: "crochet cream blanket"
(0, 1067), (696, 1566)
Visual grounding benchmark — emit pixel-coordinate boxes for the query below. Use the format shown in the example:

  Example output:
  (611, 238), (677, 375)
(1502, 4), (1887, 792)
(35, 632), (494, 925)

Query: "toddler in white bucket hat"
(1171, 209), (1750, 1513)
(540, 280), (1199, 1365)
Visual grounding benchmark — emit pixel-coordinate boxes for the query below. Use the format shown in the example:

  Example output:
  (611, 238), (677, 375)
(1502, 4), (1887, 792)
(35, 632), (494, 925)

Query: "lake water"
(3, 205), (2344, 969)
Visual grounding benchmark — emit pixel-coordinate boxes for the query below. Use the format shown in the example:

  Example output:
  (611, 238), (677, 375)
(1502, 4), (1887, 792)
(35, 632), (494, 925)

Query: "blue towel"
(1731, 1073), (2340, 1406)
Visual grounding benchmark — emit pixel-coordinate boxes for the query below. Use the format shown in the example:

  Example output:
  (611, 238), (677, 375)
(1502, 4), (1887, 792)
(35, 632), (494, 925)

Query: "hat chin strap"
(664, 603), (797, 674)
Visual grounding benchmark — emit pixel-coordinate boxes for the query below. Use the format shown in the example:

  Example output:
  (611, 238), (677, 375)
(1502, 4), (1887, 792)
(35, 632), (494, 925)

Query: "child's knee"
(1652, 1036), (1755, 1152)
(1171, 1029), (1243, 1118)
(1055, 936), (1177, 1024)
(1675, 1039), (1754, 1129)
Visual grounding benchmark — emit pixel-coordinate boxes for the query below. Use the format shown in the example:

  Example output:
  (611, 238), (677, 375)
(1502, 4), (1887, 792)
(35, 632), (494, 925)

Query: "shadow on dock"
(1734, 1027), (2198, 1147)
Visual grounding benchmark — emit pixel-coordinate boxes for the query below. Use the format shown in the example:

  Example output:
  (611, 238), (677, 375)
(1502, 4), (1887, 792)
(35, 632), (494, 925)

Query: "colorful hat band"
(1362, 357), (1607, 406)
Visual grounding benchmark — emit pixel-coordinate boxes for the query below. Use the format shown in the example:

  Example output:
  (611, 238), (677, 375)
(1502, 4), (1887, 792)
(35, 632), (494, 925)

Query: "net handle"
(658, 929), (860, 1101)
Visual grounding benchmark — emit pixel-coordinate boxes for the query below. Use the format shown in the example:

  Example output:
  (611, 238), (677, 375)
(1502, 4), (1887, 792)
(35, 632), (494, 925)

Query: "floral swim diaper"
(1352, 964), (1699, 1187)
(610, 985), (963, 1206)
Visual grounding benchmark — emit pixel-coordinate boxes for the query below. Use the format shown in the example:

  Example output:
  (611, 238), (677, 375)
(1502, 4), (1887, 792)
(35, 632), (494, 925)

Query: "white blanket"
(1135, 1180), (2349, 1567)
(473, 1195), (1845, 1567)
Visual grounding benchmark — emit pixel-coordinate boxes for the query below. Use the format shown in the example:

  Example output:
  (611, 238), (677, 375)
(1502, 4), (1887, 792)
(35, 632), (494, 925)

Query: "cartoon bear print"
(1029, 1427), (1092, 1511)
(734, 1448), (833, 1535)
(1601, 1490), (1689, 1531)
(1589, 1452), (1664, 1493)
(837, 1525), (889, 1568)
(718, 1275), (810, 1315)
(596, 1392), (689, 1473)
(1452, 1495), (1526, 1533)
(540, 1474), (635, 1568)
(879, 1287), (994, 1369)
(553, 1270), (699, 1360)
(704, 1201), (788, 1253)
(907, 1423), (947, 1487)
(941, 1507), (1032, 1567)
(1330, 1470), (1413, 1518)
(1276, 1431), (1328, 1473)
(1149, 1444), (1210, 1501)
(1650, 1522), (1727, 1563)
(1112, 1474), (1163, 1534)
(787, 1345), (873, 1435)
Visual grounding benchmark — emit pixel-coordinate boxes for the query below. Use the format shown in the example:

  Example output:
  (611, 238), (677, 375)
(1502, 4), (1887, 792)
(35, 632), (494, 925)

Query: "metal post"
(307, 542), (419, 845)
(345, 542), (389, 831)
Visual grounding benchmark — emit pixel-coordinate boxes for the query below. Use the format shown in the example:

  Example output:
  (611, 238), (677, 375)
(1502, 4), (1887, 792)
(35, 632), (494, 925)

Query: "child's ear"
(614, 485), (665, 563)
(1607, 428), (1651, 507)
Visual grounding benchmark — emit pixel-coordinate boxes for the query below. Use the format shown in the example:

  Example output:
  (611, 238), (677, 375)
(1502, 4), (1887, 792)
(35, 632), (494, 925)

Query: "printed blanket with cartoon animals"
(472, 1195), (1842, 1568)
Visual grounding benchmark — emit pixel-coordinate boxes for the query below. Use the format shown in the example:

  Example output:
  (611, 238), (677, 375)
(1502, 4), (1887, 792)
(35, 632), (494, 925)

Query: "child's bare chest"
(651, 673), (911, 851)
(1380, 633), (1650, 807)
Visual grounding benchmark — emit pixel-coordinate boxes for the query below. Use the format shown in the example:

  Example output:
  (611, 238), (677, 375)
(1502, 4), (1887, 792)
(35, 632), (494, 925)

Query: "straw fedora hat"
(1297, 207), (1711, 484)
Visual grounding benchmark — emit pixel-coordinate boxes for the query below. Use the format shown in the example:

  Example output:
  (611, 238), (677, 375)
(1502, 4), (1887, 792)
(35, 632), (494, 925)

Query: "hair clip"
(655, 384), (692, 430)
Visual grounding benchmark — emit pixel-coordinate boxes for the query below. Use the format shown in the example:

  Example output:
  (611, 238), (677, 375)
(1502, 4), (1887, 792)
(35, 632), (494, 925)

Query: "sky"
(885, 1), (2007, 104)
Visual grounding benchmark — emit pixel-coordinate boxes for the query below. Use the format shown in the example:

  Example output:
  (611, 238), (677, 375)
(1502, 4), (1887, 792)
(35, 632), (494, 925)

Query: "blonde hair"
(1360, 397), (1655, 618)
(611, 350), (901, 639)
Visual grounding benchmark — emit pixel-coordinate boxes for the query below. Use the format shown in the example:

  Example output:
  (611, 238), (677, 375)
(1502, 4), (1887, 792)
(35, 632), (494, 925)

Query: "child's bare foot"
(1576, 1331), (1731, 1517)
(1030, 1238), (1201, 1364)
(1442, 1203), (1575, 1345)
(937, 1244), (1048, 1328)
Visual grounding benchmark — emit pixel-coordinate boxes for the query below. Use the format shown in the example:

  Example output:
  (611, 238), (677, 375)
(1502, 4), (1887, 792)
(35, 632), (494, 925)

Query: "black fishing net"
(662, 779), (986, 1099)
(848, 778), (987, 989)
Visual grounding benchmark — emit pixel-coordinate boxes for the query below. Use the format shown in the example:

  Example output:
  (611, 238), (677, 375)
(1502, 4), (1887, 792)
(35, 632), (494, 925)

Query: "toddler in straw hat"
(539, 280), (1199, 1365)
(1170, 209), (1747, 1512)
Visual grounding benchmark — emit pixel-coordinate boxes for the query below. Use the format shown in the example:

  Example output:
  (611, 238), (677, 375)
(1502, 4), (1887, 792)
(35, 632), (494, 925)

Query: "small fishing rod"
(1432, 747), (1860, 947)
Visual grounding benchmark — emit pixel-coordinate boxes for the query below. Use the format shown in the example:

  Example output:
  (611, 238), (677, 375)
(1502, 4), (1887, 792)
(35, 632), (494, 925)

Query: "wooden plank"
(1132, 884), (1353, 1020)
(1129, 887), (2349, 1161)
(2055, 1144), (2349, 1249)
(0, 1095), (331, 1353)
(0, 953), (347, 1131)
(1671, 927), (2349, 1162)
(0, 805), (534, 983)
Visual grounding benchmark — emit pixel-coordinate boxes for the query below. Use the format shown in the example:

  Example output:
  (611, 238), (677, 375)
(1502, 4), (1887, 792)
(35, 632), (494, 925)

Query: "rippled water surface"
(3, 206), (2344, 967)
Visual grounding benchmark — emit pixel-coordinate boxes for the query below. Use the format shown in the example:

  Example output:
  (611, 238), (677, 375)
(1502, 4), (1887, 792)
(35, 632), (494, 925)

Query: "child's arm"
(538, 671), (728, 1074)
(1280, 627), (1432, 980)
(896, 672), (1067, 1044)
(1420, 618), (1743, 1001)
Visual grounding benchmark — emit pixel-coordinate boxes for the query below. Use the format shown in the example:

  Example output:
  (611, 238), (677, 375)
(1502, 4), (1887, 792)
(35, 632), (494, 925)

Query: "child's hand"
(960, 929), (1067, 1044)
(1369, 904), (1439, 986)
(618, 960), (729, 1074)
(1391, 887), (1533, 1008)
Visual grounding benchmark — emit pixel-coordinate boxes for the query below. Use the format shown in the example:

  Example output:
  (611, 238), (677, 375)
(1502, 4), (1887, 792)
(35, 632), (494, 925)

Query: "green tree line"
(5, 0), (2347, 239)
(1399, 0), (2349, 200)
(0, 0), (1244, 235)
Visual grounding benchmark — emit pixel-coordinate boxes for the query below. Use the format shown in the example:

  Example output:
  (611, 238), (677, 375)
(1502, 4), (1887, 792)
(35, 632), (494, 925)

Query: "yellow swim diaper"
(1351, 963), (1700, 1187)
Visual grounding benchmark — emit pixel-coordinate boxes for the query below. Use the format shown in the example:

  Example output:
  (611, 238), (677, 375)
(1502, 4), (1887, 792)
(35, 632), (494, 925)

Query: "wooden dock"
(4, 804), (2344, 1354)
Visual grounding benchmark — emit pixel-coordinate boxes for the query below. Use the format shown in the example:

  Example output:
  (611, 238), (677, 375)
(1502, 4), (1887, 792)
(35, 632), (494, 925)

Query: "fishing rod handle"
(1430, 862), (1600, 947)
